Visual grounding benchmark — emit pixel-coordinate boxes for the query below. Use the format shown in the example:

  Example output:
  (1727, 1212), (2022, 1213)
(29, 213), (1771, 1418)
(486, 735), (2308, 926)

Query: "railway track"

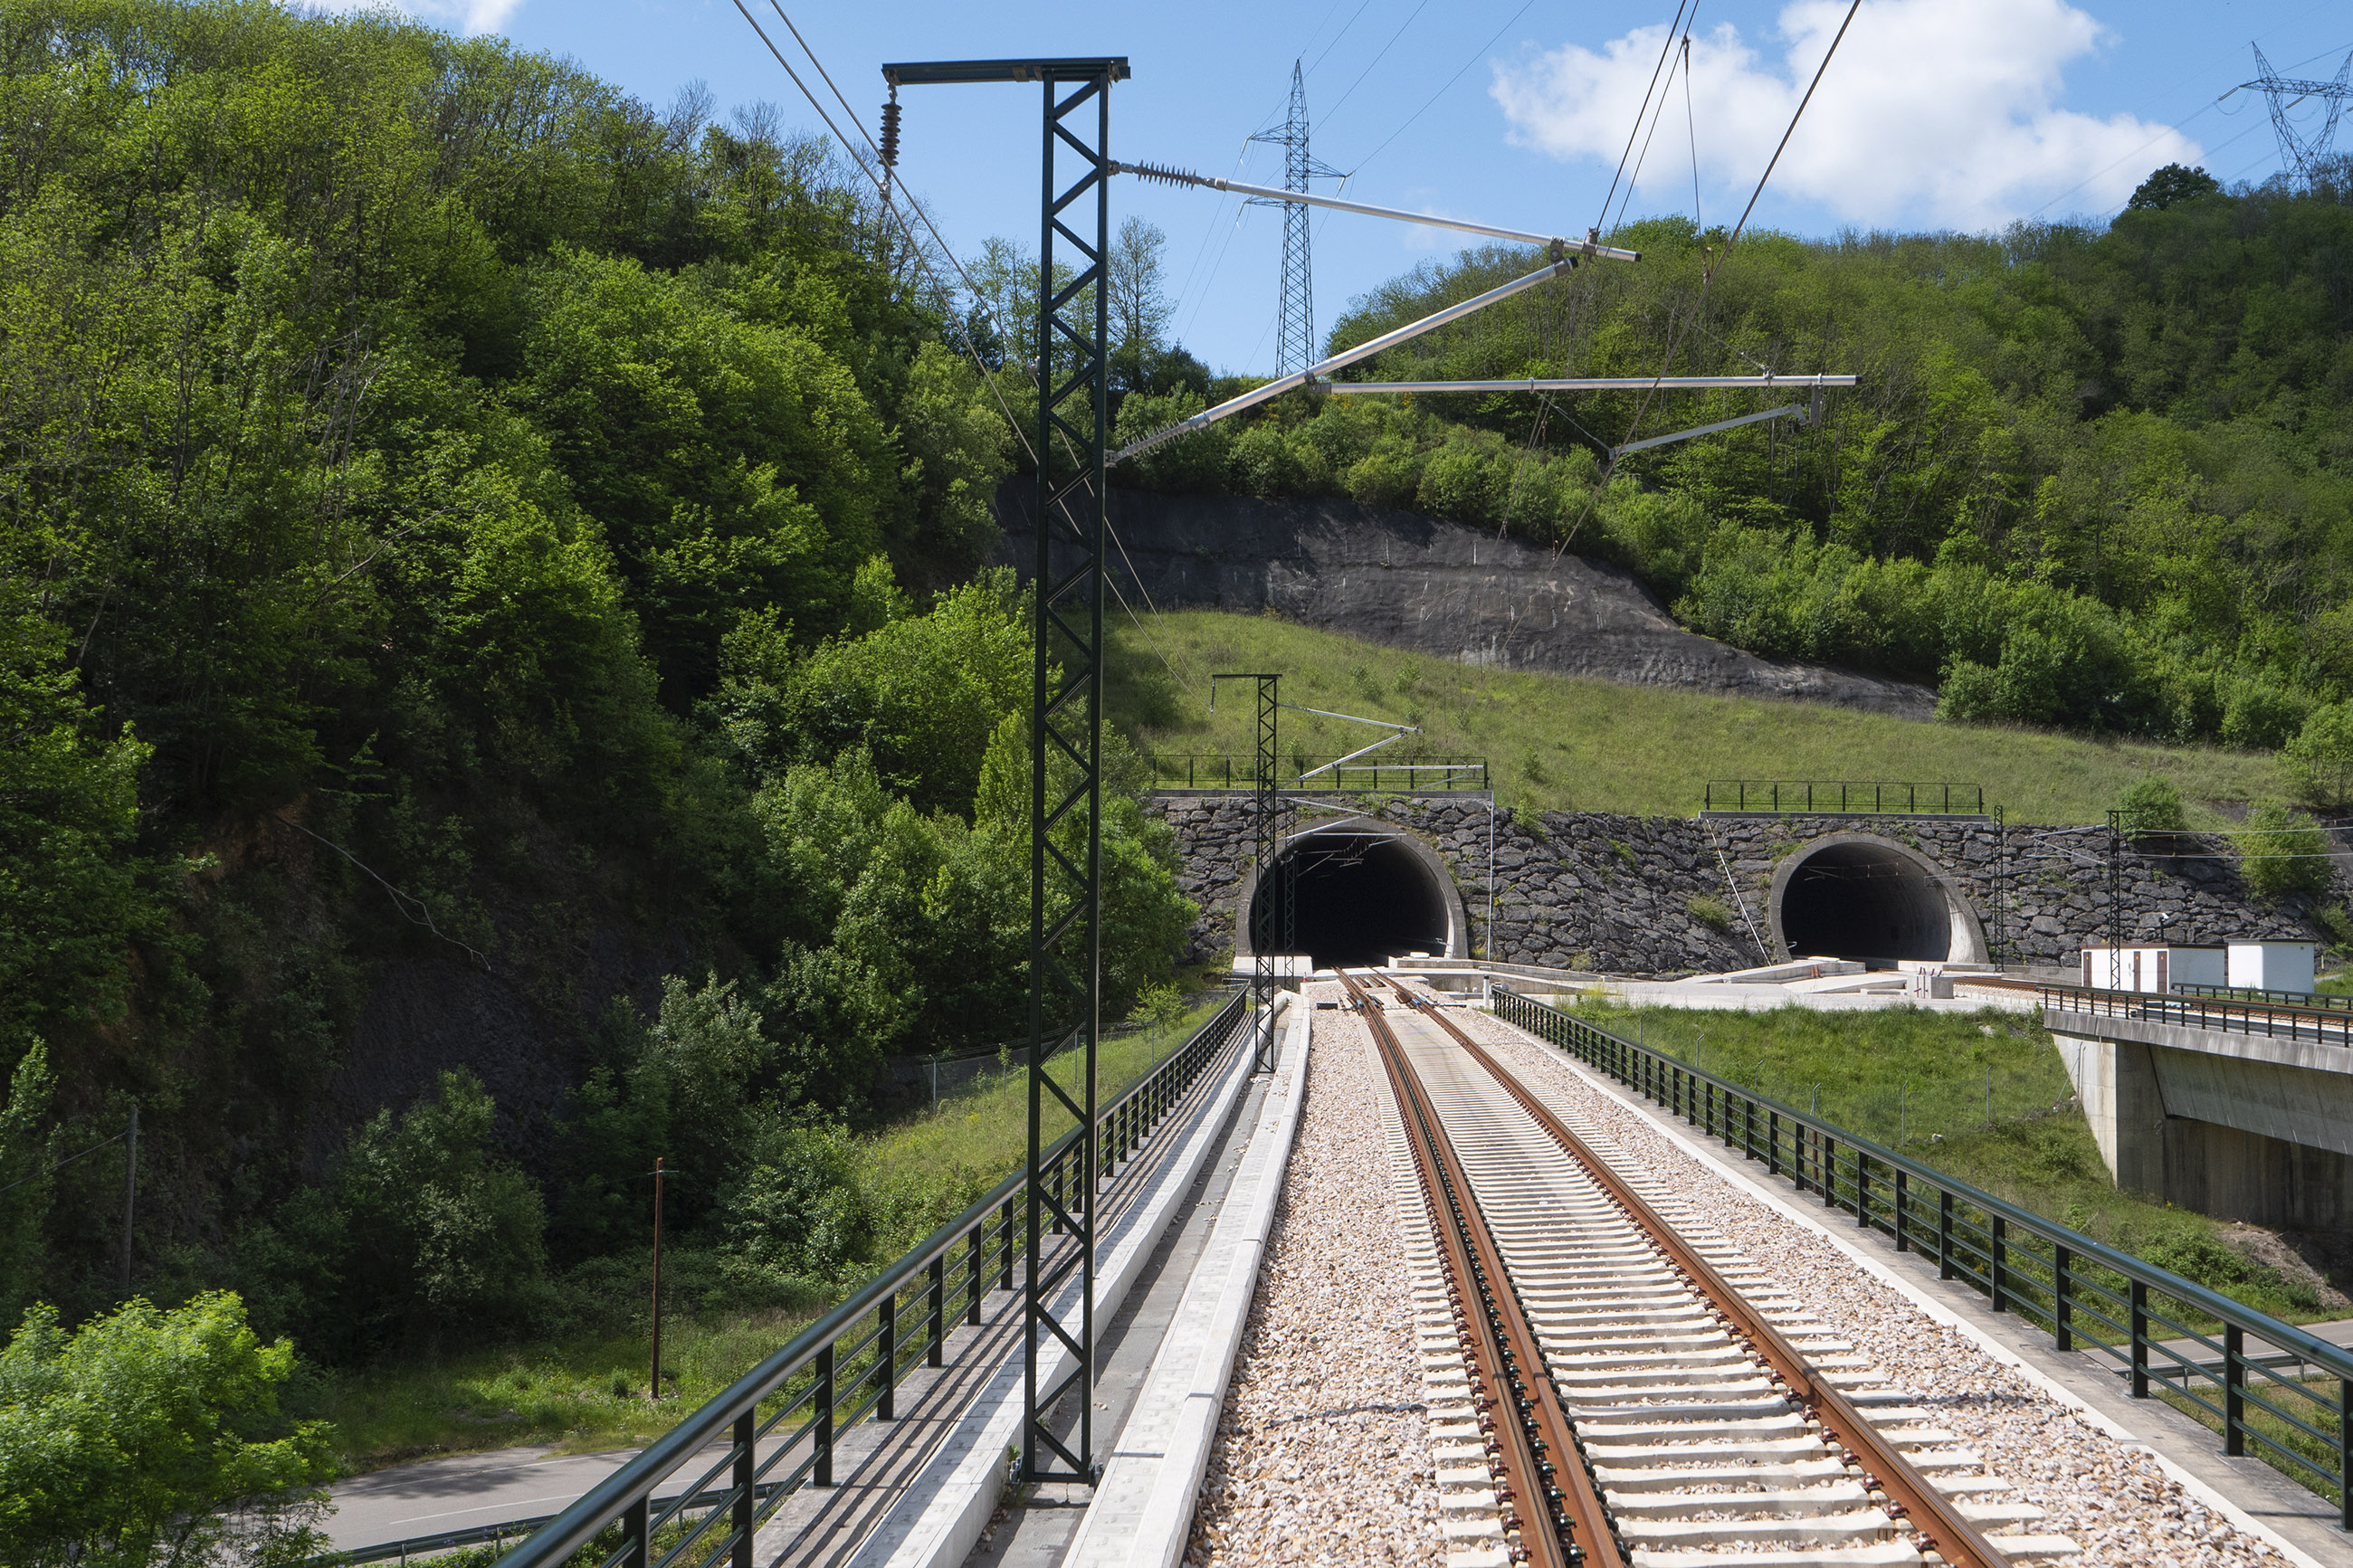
(1343, 970), (2080, 1568)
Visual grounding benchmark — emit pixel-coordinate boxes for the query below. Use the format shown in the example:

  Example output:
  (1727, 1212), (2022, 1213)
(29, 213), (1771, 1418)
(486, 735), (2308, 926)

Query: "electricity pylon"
(1247, 62), (1343, 375)
(2243, 43), (2353, 186)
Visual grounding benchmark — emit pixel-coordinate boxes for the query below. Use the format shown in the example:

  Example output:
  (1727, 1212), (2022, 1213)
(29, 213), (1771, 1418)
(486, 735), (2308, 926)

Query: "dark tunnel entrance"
(1773, 839), (1974, 965)
(1247, 832), (1454, 970)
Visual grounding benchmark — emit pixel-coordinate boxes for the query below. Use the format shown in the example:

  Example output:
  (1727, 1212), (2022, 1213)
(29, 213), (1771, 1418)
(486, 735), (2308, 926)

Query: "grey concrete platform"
(958, 1004), (1308, 1568)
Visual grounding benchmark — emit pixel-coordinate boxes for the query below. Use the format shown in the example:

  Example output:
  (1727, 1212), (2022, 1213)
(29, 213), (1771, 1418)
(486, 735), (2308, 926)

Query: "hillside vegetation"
(1110, 610), (2286, 824)
(0, 0), (1194, 1399)
(1107, 165), (2353, 762)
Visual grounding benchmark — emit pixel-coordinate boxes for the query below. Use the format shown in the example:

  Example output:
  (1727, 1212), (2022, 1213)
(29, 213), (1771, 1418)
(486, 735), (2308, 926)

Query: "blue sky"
(339, 1), (2351, 376)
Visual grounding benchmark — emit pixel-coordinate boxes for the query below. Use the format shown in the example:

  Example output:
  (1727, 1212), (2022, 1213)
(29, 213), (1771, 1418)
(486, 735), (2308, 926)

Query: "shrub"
(0, 1293), (333, 1568)
(1415, 443), (1506, 527)
(2111, 775), (2186, 833)
(2239, 802), (2334, 899)
(2286, 702), (2353, 807)
(1685, 894), (1735, 933)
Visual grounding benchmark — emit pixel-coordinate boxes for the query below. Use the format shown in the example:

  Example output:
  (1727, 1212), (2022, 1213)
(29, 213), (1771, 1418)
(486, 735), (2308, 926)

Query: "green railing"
(1701, 779), (1985, 815)
(2175, 982), (2353, 1012)
(1149, 755), (1489, 793)
(486, 994), (1256, 1568)
(1491, 985), (2353, 1524)
(2043, 982), (2353, 1045)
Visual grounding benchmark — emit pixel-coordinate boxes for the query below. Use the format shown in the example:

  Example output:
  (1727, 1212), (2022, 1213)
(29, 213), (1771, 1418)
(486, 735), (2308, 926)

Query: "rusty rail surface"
(1379, 975), (2009, 1568)
(1339, 970), (1622, 1568)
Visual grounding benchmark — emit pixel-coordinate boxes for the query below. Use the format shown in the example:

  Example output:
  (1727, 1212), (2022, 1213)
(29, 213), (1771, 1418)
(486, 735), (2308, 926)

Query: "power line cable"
(1322, 0), (1434, 127)
(735, 5), (1198, 691)
(1348, 0), (1538, 176)
(1554, 0), (1859, 561)
(1595, 2), (1692, 233)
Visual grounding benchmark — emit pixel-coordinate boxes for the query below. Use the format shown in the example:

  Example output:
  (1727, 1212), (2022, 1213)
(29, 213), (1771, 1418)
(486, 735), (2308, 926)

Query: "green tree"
(0, 1292), (332, 1568)
(2126, 163), (2221, 212)
(0, 1042), (56, 1315)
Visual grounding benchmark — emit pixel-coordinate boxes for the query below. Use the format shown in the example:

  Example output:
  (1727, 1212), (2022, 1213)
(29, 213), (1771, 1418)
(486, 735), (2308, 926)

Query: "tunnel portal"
(1770, 835), (1983, 965)
(1244, 831), (1457, 970)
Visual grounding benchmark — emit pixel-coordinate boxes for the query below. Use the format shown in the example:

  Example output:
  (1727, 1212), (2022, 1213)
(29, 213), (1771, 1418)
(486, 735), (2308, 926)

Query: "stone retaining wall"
(1149, 794), (2340, 977)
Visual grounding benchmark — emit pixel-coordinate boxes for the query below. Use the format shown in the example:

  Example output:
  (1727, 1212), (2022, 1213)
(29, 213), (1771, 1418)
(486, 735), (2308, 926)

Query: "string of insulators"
(1120, 159), (1207, 189)
(879, 92), (901, 171)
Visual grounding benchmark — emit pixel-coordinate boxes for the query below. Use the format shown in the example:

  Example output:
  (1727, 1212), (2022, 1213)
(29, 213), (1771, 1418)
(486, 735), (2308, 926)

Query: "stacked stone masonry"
(1148, 794), (2339, 978)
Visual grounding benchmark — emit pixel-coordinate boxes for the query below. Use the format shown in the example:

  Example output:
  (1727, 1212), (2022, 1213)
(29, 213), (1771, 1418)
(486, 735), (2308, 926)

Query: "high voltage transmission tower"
(2241, 43), (2353, 186)
(1247, 62), (1342, 375)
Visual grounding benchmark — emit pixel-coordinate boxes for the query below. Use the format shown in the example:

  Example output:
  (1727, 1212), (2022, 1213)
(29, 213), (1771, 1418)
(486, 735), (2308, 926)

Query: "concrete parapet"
(2048, 1007), (2353, 1231)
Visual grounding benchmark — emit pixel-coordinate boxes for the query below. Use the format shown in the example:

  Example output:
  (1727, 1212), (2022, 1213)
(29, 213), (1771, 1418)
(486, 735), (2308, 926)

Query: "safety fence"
(1148, 754), (1489, 794)
(472, 993), (1254, 1568)
(1700, 779), (1985, 815)
(2174, 982), (2353, 1012)
(1491, 985), (2353, 1522)
(2039, 982), (2353, 1046)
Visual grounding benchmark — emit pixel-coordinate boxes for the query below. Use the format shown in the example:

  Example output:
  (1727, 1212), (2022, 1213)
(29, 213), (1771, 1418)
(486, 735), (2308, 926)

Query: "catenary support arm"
(1112, 159), (1641, 261)
(1112, 260), (1577, 464)
(1325, 375), (1855, 394)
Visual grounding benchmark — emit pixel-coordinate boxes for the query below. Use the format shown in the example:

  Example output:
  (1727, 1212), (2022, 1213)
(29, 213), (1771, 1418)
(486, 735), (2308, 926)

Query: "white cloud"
(305, 0), (524, 36)
(1491, 0), (2200, 230)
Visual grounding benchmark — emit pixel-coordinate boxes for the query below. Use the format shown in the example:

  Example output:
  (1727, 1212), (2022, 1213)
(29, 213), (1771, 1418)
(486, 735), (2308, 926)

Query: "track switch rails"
(1378, 974), (2013, 1568)
(1342, 971), (1624, 1568)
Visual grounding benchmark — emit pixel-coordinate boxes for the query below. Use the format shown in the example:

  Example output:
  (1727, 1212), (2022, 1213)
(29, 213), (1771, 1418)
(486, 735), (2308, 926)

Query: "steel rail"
(1382, 978), (2010, 1568)
(1340, 972), (1622, 1568)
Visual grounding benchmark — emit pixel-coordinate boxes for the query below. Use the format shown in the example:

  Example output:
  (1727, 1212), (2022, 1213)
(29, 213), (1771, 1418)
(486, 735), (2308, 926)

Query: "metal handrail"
(494, 994), (1253, 1568)
(2175, 982), (2353, 1011)
(2039, 982), (2353, 1045)
(1700, 779), (1984, 815)
(1490, 985), (2353, 1525)
(1149, 755), (1489, 792)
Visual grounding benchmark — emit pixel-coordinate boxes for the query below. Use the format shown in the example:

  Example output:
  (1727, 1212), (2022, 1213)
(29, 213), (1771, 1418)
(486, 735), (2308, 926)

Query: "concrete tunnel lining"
(1235, 827), (1467, 969)
(1767, 832), (1987, 965)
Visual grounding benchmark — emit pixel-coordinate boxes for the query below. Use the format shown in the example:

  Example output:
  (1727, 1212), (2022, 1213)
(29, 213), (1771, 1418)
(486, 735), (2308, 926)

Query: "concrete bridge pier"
(2050, 1008), (2353, 1231)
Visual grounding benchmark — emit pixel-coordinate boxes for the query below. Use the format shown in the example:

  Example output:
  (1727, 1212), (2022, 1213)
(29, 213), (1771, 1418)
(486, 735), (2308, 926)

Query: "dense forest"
(1114, 161), (2353, 753)
(0, 0), (1197, 1412)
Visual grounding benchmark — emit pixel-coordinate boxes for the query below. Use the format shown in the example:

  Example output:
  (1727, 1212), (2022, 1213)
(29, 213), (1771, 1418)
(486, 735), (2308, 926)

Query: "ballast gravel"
(1184, 1003), (1444, 1567)
(1455, 1003), (2296, 1568)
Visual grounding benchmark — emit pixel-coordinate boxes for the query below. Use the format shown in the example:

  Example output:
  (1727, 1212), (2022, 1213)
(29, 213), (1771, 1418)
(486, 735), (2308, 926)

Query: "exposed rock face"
(997, 485), (1937, 717)
(1149, 794), (2336, 978)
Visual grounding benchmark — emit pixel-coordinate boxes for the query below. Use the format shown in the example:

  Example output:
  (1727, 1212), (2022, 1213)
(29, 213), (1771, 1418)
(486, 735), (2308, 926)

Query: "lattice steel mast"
(1247, 62), (1342, 375)
(2242, 44), (2353, 186)
(882, 53), (1125, 1488)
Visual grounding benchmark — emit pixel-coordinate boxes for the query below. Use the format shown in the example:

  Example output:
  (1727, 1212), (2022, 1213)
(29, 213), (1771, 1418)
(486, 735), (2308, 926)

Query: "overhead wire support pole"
(1213, 673), (1284, 1069)
(885, 53), (1127, 1490)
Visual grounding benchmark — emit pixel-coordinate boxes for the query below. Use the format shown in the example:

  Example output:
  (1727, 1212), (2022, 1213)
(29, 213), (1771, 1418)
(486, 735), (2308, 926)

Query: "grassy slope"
(319, 1001), (1230, 1470)
(1109, 611), (2285, 824)
(1567, 1000), (2340, 1323)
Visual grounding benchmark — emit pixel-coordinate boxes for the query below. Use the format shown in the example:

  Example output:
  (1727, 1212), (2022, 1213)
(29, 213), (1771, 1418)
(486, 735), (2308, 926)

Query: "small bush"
(2286, 702), (2353, 808)
(1686, 894), (1735, 933)
(2112, 775), (2186, 833)
(2239, 802), (2334, 899)
(2315, 904), (2353, 954)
